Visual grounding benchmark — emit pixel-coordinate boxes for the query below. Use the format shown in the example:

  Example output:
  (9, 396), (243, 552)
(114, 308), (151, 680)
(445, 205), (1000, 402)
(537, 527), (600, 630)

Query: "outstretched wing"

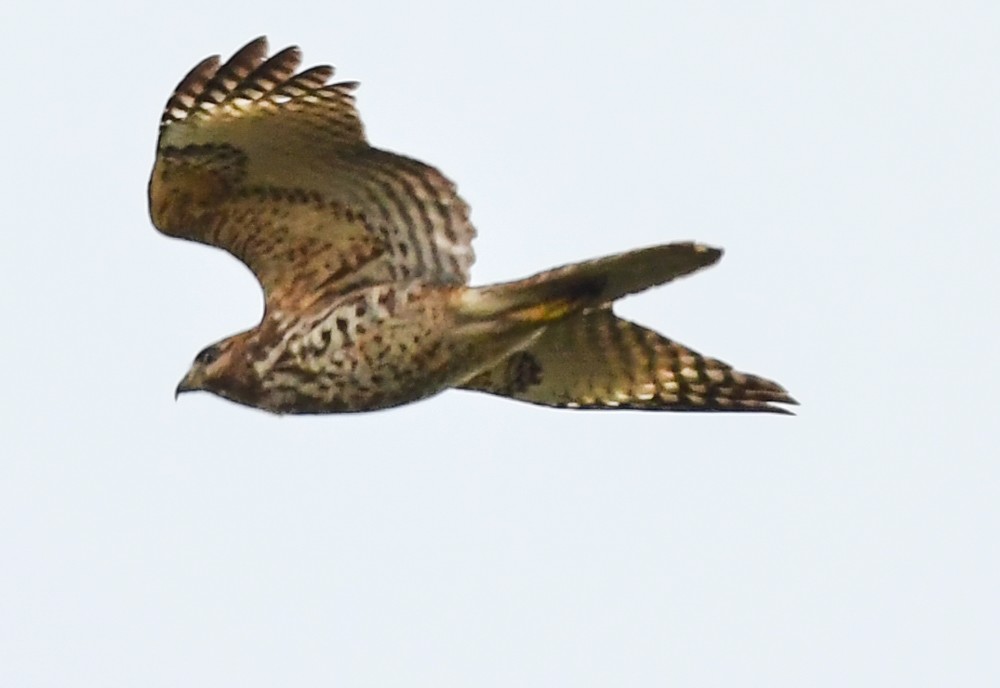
(461, 309), (798, 413)
(148, 37), (475, 309)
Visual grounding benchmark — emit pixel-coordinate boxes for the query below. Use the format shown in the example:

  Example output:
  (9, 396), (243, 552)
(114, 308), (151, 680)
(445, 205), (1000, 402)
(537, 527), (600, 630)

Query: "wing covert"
(149, 37), (476, 307)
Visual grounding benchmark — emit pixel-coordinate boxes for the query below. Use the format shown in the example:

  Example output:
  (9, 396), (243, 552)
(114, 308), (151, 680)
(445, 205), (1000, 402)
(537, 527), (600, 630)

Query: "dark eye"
(195, 346), (221, 365)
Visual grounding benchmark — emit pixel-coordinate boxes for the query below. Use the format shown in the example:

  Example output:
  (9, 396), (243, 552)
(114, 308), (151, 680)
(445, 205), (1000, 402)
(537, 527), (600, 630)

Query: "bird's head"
(175, 335), (260, 404)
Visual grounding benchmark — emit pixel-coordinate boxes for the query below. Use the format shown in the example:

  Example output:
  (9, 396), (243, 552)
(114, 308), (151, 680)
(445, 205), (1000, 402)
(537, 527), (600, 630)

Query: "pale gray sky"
(2, 1), (998, 686)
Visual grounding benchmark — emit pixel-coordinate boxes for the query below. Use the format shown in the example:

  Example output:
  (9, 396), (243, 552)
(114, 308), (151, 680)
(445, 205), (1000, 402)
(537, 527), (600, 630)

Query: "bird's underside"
(150, 37), (797, 415)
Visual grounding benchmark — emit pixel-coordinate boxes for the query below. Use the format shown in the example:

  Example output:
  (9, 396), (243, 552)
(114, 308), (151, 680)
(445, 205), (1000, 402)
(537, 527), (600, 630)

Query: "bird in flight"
(150, 37), (796, 415)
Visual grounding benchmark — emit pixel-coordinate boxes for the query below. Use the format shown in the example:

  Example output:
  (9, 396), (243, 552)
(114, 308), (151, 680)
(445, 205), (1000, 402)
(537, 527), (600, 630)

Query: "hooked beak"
(175, 371), (200, 400)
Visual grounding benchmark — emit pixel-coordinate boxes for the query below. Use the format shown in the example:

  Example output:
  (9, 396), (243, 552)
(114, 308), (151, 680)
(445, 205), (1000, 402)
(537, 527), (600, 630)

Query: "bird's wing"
(149, 37), (475, 309)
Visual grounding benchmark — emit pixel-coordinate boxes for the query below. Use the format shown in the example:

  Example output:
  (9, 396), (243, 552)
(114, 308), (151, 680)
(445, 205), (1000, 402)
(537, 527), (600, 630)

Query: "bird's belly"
(256, 283), (465, 414)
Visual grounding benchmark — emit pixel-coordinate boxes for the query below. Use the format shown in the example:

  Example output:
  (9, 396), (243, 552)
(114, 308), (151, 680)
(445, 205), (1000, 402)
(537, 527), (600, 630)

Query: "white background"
(2, 1), (997, 685)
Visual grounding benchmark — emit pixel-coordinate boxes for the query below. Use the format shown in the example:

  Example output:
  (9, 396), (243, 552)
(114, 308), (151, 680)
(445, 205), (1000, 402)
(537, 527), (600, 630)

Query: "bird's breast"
(251, 282), (465, 413)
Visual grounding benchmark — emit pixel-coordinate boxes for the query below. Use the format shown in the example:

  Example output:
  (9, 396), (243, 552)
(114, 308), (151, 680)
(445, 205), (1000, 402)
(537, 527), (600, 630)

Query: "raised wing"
(149, 37), (475, 309)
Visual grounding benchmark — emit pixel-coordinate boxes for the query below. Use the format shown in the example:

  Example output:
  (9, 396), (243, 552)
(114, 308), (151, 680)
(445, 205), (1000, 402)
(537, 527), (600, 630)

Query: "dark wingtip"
(695, 243), (724, 265)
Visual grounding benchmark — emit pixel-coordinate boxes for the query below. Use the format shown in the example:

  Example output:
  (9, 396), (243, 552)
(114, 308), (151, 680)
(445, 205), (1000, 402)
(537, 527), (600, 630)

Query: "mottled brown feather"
(149, 36), (476, 308)
(156, 38), (796, 416)
(461, 309), (798, 414)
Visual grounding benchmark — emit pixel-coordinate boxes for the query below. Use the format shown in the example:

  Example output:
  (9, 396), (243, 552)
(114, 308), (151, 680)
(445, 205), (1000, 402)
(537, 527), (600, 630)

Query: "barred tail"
(459, 309), (797, 414)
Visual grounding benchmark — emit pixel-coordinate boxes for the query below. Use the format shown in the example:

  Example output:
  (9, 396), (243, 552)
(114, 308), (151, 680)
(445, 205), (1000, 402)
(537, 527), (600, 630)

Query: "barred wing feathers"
(149, 37), (475, 307)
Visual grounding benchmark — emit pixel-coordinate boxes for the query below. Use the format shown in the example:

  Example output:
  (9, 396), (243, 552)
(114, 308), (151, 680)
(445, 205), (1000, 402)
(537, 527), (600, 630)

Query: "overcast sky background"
(2, 1), (997, 686)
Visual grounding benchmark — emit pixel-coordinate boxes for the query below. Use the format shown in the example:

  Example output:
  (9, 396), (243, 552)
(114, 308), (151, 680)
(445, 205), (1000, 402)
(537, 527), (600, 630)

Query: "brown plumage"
(150, 37), (797, 415)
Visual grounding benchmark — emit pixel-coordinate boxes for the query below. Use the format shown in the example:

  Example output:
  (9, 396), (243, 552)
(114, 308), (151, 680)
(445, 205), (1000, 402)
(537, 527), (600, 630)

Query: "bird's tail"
(453, 243), (794, 413)
(459, 308), (797, 414)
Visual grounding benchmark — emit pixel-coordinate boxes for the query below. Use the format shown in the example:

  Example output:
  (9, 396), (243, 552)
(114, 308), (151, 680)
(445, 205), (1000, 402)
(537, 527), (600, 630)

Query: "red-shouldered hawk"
(151, 38), (796, 415)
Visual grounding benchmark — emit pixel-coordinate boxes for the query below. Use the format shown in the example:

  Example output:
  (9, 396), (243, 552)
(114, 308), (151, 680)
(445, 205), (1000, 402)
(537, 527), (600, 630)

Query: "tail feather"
(454, 242), (795, 414)
(459, 309), (797, 414)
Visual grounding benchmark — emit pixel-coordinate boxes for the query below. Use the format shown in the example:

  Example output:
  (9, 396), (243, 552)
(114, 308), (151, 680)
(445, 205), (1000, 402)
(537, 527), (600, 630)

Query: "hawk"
(150, 37), (796, 415)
